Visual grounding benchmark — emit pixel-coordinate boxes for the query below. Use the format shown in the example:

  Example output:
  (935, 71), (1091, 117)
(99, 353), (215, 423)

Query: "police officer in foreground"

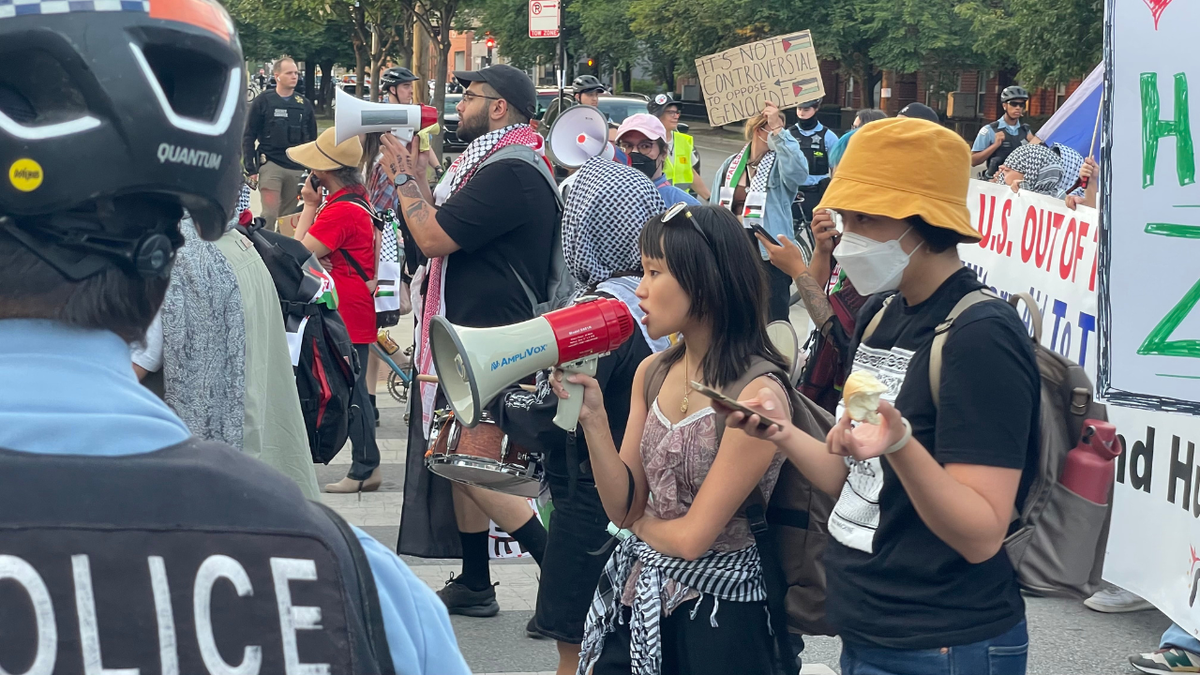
(972, 85), (1040, 177)
(541, 74), (607, 129)
(243, 57), (318, 227)
(649, 92), (711, 200)
(0, 3), (470, 673)
(788, 97), (839, 223)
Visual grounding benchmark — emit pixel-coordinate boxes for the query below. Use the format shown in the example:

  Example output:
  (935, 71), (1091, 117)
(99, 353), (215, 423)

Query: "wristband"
(882, 417), (913, 455)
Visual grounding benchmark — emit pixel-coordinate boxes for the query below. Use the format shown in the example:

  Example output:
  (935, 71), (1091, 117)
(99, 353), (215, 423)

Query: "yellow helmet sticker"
(8, 159), (44, 193)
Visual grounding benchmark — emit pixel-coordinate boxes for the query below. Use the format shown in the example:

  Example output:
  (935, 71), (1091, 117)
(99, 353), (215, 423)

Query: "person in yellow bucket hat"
(716, 117), (1041, 675)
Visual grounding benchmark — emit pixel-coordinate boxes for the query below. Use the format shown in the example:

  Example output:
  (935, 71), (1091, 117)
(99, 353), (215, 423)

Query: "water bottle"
(1060, 420), (1122, 504)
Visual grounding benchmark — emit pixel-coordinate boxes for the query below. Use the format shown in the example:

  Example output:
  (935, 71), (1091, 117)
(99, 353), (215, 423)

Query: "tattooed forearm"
(795, 271), (834, 330)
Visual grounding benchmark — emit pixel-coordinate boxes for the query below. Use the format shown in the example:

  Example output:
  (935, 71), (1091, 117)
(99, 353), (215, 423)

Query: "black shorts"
(533, 471), (612, 643)
(591, 595), (777, 675)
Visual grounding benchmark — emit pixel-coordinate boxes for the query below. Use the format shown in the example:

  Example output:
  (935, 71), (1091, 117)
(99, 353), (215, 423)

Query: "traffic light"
(485, 35), (496, 50)
(586, 57), (594, 68)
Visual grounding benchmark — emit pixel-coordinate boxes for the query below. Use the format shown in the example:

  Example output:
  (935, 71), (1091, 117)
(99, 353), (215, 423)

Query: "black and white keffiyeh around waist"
(577, 537), (766, 675)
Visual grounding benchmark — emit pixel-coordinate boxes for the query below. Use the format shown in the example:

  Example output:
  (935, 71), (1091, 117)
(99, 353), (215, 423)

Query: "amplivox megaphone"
(430, 297), (635, 431)
(546, 104), (616, 169)
(335, 87), (439, 145)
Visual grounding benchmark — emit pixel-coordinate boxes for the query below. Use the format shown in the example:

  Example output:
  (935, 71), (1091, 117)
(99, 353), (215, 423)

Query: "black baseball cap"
(898, 102), (941, 123)
(455, 64), (537, 119)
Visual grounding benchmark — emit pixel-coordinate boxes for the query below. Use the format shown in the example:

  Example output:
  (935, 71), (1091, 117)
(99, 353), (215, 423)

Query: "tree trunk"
(370, 26), (384, 102)
(859, 65), (873, 108)
(432, 38), (451, 162)
(414, 14), (429, 104)
(318, 60), (335, 112)
(353, 3), (367, 98)
(303, 59), (315, 99)
(621, 64), (632, 92)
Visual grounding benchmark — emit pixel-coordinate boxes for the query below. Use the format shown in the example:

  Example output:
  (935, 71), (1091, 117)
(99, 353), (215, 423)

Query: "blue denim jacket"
(709, 129), (809, 259)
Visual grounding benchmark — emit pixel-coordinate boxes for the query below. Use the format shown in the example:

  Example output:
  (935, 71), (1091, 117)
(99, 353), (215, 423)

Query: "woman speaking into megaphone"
(552, 203), (792, 675)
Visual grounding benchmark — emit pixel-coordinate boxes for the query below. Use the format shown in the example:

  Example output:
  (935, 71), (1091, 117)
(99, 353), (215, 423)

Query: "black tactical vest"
(789, 124), (830, 177)
(0, 439), (393, 674)
(260, 91), (311, 155)
(985, 120), (1032, 177)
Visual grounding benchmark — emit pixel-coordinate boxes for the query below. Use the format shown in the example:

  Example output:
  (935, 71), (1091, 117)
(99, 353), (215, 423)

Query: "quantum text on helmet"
(157, 143), (223, 170)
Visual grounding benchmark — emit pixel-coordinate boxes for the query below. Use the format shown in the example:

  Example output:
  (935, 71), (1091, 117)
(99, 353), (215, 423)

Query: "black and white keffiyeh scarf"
(994, 143), (1064, 196)
(577, 537), (767, 675)
(724, 144), (776, 195)
(1052, 143), (1086, 197)
(563, 156), (665, 292)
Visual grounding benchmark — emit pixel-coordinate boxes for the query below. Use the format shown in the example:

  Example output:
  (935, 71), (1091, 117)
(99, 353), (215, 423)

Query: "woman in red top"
(290, 128), (383, 493)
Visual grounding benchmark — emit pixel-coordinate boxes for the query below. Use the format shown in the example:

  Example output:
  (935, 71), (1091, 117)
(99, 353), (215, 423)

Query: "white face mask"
(833, 228), (922, 294)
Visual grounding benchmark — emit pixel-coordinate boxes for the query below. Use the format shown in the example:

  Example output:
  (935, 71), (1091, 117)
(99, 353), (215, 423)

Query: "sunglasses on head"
(661, 202), (715, 250)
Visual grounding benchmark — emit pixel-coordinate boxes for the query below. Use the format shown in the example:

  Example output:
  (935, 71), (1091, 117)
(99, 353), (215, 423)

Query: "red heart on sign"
(1145, 0), (1171, 28)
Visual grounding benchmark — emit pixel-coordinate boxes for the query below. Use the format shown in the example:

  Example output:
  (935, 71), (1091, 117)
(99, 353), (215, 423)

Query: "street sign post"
(528, 0), (559, 38)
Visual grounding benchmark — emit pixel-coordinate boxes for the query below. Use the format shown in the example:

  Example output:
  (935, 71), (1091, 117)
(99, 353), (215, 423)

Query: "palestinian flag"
(780, 33), (811, 53)
(792, 78), (820, 97)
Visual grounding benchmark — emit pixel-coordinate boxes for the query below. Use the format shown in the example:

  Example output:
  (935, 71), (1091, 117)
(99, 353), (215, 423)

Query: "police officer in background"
(788, 97), (839, 223)
(381, 65), (420, 103)
(649, 92), (711, 200)
(0, 4), (469, 673)
(243, 57), (318, 227)
(541, 74), (606, 129)
(972, 85), (1040, 178)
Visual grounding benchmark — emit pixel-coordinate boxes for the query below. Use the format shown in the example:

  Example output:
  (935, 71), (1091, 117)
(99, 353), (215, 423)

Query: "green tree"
(958, 0), (1100, 87)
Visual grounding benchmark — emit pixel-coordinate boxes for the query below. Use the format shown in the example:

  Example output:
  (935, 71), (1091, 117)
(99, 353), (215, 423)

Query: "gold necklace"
(681, 349), (692, 414)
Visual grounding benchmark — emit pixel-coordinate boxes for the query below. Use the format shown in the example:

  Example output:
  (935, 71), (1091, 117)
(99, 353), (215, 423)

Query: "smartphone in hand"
(690, 381), (783, 431)
(750, 223), (780, 246)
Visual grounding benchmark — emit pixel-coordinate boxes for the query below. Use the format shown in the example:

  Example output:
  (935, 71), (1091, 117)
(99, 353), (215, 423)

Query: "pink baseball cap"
(615, 113), (667, 142)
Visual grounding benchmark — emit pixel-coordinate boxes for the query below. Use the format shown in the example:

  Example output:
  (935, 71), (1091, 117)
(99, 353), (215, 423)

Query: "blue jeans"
(841, 620), (1028, 675)
(1161, 623), (1200, 654)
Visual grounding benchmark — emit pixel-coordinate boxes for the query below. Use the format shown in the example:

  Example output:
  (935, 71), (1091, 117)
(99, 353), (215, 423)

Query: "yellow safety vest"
(663, 130), (695, 186)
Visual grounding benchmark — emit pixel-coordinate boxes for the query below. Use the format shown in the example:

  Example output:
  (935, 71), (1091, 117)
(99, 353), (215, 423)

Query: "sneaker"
(436, 575), (500, 617)
(1084, 586), (1155, 613)
(1129, 648), (1200, 673)
(526, 616), (546, 639)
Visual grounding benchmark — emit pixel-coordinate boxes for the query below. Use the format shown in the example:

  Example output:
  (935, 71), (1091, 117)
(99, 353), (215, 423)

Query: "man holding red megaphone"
(384, 65), (564, 624)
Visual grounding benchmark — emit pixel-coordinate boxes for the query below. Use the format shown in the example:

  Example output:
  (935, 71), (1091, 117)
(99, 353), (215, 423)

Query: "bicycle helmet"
(0, 0), (247, 280)
(572, 75), (605, 96)
(381, 67), (419, 89)
(1001, 85), (1030, 103)
(648, 93), (684, 117)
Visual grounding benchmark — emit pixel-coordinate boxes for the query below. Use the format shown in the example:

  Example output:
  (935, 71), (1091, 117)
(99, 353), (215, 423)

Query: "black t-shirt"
(824, 267), (1040, 650)
(436, 159), (558, 328)
(242, 90), (318, 172)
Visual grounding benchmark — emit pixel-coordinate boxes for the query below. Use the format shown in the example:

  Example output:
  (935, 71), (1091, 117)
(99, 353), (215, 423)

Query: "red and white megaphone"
(430, 297), (635, 430)
(335, 87), (439, 145)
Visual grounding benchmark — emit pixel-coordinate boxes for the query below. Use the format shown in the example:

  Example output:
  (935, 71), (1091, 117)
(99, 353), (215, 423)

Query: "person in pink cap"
(615, 113), (701, 207)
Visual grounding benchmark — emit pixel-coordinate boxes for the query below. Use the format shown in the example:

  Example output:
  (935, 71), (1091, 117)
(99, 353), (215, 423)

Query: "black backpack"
(238, 219), (359, 464)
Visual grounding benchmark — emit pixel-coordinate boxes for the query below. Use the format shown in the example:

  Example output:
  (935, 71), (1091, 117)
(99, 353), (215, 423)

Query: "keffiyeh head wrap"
(562, 156), (666, 291)
(1052, 143), (1086, 196)
(996, 143), (1064, 195)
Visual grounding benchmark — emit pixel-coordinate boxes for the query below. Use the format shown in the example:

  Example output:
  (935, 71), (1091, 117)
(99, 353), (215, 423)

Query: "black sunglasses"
(661, 202), (715, 250)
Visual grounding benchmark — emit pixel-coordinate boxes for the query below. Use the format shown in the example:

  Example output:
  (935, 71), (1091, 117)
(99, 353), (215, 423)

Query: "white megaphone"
(546, 104), (616, 169)
(430, 297), (635, 431)
(335, 87), (440, 145)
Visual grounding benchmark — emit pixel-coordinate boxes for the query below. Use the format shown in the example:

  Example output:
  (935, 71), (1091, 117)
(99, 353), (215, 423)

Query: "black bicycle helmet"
(572, 75), (605, 96)
(1001, 85), (1030, 103)
(648, 92), (684, 117)
(381, 67), (419, 89)
(0, 0), (247, 279)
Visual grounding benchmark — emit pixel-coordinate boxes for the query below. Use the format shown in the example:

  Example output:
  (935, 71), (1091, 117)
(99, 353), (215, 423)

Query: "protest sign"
(1105, 407), (1200, 639)
(1103, 0), (1200, 411)
(960, 181), (1100, 377)
(694, 32), (825, 127)
(1100, 0), (1200, 637)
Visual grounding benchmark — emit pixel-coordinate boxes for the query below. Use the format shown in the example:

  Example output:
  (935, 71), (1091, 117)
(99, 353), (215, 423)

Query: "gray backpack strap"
(642, 343), (683, 409)
(860, 293), (897, 343)
(477, 144), (570, 315)
(478, 144), (563, 209)
(928, 288), (1001, 407)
